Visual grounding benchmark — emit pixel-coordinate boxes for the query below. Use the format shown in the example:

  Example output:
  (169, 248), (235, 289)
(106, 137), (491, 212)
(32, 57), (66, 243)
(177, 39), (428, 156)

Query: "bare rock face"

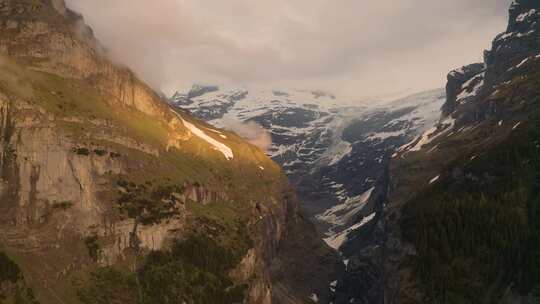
(0, 1), (340, 303)
(51, 0), (67, 15)
(438, 0), (540, 130)
(507, 0), (540, 33)
(442, 63), (485, 116)
(377, 0), (540, 303)
(0, 0), (162, 118)
(0, 87), (288, 303)
(485, 0), (540, 80)
(0, 91), (181, 292)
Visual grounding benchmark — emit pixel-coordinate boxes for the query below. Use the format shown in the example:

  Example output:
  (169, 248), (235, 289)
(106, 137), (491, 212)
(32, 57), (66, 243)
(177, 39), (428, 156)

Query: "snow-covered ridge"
(170, 85), (361, 169)
(170, 85), (446, 253)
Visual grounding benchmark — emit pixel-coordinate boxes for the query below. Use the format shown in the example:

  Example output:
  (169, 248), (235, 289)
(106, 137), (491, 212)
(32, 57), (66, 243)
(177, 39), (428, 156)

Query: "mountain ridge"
(169, 85), (445, 244)
(374, 0), (540, 303)
(0, 1), (340, 303)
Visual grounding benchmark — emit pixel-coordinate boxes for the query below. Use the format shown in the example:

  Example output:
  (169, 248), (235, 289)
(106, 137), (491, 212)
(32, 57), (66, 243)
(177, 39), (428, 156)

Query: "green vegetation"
(0, 24), (284, 304)
(51, 200), (74, 211)
(0, 251), (39, 304)
(84, 235), (100, 263)
(186, 200), (254, 259)
(31, 72), (170, 147)
(0, 252), (21, 284)
(401, 117), (540, 302)
(77, 267), (139, 304)
(0, 58), (283, 198)
(93, 149), (107, 156)
(138, 235), (247, 304)
(116, 180), (183, 226)
(116, 180), (182, 249)
(79, 182), (253, 304)
(74, 148), (90, 156)
(78, 235), (246, 304)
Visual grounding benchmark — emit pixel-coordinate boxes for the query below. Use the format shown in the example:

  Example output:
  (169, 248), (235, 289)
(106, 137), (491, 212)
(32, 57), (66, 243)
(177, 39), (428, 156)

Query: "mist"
(219, 119), (272, 151)
(65, 0), (512, 101)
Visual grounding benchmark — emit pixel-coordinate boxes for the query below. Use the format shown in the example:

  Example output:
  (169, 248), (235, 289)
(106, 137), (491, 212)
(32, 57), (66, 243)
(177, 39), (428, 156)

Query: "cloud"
(219, 119), (272, 151)
(65, 0), (512, 100)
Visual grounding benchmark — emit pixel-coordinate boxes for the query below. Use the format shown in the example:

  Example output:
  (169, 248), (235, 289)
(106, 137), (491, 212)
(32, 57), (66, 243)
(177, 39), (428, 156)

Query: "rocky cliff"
(0, 1), (340, 303)
(378, 0), (540, 303)
(332, 0), (540, 302)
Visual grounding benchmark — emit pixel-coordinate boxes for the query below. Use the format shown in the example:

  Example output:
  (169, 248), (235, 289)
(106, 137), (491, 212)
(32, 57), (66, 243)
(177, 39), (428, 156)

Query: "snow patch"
(415, 128), (440, 151)
(449, 67), (466, 77)
(205, 127), (223, 134)
(325, 140), (353, 166)
(496, 32), (515, 42)
(316, 187), (374, 227)
(429, 175), (440, 184)
(367, 129), (406, 141)
(516, 9), (537, 22)
(409, 127), (438, 151)
(457, 73), (484, 102)
(509, 57), (532, 71)
(323, 212), (376, 250)
(402, 116), (454, 152)
(172, 110), (234, 160)
(516, 57), (530, 68)
(427, 144), (439, 154)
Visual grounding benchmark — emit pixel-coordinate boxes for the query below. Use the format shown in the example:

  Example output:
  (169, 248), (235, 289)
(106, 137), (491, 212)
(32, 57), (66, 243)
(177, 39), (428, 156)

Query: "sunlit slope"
(0, 1), (340, 303)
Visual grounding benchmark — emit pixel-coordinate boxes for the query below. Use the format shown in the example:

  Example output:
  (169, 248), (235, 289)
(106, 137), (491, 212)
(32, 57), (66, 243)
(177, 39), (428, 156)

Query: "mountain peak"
(508, 0), (539, 32)
(187, 84), (220, 98)
(440, 0), (539, 122)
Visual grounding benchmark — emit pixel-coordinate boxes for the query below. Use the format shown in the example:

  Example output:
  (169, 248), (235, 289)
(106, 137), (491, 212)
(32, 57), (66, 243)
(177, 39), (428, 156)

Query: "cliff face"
(381, 0), (540, 303)
(0, 1), (340, 303)
(0, 0), (162, 117)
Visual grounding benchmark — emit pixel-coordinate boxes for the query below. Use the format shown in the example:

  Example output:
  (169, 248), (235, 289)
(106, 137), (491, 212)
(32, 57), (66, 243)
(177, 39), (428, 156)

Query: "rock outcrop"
(378, 0), (540, 303)
(328, 1), (540, 303)
(442, 63), (485, 115)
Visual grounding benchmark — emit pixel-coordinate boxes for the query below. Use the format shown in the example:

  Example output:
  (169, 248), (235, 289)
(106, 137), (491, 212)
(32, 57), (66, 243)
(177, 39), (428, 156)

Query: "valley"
(170, 86), (445, 250)
(0, 0), (539, 303)
(170, 0), (540, 302)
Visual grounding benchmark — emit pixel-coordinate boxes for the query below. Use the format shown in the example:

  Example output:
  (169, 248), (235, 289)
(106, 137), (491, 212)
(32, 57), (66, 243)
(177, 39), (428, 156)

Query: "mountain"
(333, 1), (540, 303)
(0, 1), (341, 303)
(171, 0), (540, 303)
(170, 86), (445, 244)
(9, 0), (535, 303)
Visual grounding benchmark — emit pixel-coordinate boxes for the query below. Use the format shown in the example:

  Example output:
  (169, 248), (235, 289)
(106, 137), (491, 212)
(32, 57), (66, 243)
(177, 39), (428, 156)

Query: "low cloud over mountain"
(66, 0), (511, 99)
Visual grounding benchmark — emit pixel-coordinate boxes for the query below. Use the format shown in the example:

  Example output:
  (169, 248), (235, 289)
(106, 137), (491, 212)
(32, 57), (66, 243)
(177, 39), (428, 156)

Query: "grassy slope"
(0, 2), (333, 303)
(0, 251), (38, 304)
(0, 46), (286, 303)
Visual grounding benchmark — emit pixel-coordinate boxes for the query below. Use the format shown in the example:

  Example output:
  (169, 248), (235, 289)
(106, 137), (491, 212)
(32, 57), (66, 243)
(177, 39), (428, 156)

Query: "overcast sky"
(65, 0), (512, 102)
